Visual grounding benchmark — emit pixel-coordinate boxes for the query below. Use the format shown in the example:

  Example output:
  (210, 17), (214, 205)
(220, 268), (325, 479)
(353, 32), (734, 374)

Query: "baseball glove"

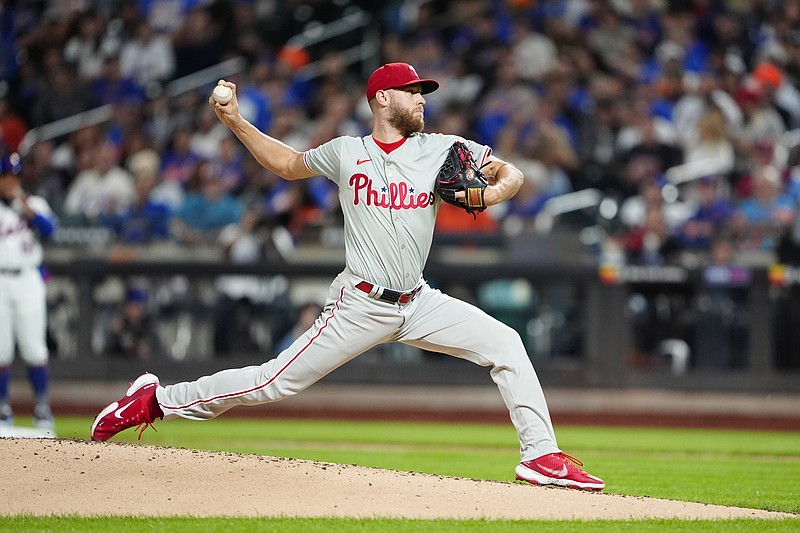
(435, 142), (489, 219)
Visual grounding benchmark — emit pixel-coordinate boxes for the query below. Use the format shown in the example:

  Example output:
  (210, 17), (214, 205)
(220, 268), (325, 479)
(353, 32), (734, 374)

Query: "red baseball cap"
(365, 63), (439, 102)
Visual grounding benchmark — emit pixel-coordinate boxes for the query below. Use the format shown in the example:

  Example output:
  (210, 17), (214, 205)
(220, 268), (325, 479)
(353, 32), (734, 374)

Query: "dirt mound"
(0, 439), (791, 520)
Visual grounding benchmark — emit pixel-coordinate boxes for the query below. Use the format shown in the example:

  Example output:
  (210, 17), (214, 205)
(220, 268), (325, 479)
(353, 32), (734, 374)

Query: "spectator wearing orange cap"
(752, 62), (800, 128)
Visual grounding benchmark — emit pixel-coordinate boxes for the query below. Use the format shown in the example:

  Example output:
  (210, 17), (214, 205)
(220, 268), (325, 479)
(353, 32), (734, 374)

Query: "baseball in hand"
(212, 85), (233, 104)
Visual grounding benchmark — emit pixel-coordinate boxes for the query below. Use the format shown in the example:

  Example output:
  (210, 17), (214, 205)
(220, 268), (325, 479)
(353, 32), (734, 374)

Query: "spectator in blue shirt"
(102, 149), (171, 244)
(730, 165), (795, 251)
(170, 161), (243, 245)
(90, 55), (145, 107)
(675, 175), (735, 250)
(161, 127), (203, 187)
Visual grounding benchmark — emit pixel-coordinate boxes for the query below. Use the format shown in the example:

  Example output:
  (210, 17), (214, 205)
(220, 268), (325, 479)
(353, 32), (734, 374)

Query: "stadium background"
(2, 0), (800, 425)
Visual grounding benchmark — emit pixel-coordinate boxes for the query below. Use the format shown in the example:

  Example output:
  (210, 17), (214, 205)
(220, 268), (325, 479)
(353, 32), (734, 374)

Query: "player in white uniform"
(0, 152), (58, 429)
(92, 63), (604, 490)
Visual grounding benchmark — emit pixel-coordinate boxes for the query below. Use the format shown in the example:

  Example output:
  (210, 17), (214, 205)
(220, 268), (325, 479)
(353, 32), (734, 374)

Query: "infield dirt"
(0, 438), (793, 520)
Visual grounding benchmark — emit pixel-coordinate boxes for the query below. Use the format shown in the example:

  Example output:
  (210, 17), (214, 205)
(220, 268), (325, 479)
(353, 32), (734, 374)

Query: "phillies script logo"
(349, 173), (434, 209)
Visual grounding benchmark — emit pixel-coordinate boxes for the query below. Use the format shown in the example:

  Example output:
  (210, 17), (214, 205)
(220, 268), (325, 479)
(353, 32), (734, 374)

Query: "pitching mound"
(0, 439), (791, 520)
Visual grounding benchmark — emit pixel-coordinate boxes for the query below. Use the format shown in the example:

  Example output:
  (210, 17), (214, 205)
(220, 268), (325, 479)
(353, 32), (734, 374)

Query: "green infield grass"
(3, 416), (798, 532)
(3, 516), (800, 533)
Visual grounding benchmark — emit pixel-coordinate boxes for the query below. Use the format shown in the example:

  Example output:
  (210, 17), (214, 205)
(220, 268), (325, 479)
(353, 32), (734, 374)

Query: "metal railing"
(17, 56), (247, 156)
(18, 8), (380, 155)
(287, 7), (379, 80)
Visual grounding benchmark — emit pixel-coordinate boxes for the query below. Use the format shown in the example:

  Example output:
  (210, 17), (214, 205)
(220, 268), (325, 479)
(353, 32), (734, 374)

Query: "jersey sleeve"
(26, 195), (54, 217)
(462, 138), (492, 168)
(303, 137), (346, 185)
(25, 195), (58, 238)
(435, 134), (492, 168)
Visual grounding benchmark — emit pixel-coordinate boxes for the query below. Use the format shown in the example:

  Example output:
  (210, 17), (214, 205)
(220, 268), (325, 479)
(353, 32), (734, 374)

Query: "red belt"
(355, 281), (420, 304)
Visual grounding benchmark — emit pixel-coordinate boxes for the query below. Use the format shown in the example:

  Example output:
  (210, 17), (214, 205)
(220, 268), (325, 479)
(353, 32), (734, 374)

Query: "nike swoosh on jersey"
(539, 464), (568, 477)
(356, 159), (372, 165)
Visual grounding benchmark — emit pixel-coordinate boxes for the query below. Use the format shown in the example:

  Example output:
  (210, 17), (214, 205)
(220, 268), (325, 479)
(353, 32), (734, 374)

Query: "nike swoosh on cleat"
(356, 159), (371, 165)
(539, 465), (568, 477)
(114, 401), (137, 419)
(91, 401), (119, 435)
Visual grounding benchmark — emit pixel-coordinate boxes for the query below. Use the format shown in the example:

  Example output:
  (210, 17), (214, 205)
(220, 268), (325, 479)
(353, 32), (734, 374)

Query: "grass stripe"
(2, 517), (799, 533)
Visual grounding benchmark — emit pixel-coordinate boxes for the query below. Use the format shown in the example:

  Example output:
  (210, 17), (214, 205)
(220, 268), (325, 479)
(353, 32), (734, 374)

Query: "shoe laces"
(560, 453), (584, 467)
(135, 422), (157, 440)
(109, 394), (157, 436)
(559, 452), (594, 475)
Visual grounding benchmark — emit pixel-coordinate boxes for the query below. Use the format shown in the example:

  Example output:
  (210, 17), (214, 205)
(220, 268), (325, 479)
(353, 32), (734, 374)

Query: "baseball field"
(1, 416), (798, 531)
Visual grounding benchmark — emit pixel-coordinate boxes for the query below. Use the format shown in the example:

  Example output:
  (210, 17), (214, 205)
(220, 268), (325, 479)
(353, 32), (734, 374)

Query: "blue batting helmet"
(0, 152), (21, 176)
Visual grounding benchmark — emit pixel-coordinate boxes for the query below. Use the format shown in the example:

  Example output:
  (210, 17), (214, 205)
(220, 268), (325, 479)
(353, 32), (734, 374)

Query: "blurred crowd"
(3, 0), (800, 269)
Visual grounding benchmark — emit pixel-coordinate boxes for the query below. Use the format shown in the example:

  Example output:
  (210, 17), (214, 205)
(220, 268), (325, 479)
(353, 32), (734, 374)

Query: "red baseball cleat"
(516, 452), (605, 491)
(91, 373), (161, 441)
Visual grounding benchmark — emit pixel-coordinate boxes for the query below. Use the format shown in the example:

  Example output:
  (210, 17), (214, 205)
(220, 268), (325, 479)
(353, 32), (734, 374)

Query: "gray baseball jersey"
(303, 133), (489, 291)
(157, 133), (561, 461)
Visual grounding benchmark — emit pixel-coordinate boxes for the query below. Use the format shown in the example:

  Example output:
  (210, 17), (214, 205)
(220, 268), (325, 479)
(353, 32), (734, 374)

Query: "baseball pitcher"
(92, 63), (604, 490)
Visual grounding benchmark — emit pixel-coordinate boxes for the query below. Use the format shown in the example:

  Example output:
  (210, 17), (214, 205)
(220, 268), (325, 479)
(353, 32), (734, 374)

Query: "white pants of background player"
(157, 269), (561, 461)
(0, 269), (49, 367)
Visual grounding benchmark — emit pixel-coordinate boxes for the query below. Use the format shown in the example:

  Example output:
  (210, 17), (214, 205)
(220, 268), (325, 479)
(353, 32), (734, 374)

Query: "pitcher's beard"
(387, 103), (424, 137)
